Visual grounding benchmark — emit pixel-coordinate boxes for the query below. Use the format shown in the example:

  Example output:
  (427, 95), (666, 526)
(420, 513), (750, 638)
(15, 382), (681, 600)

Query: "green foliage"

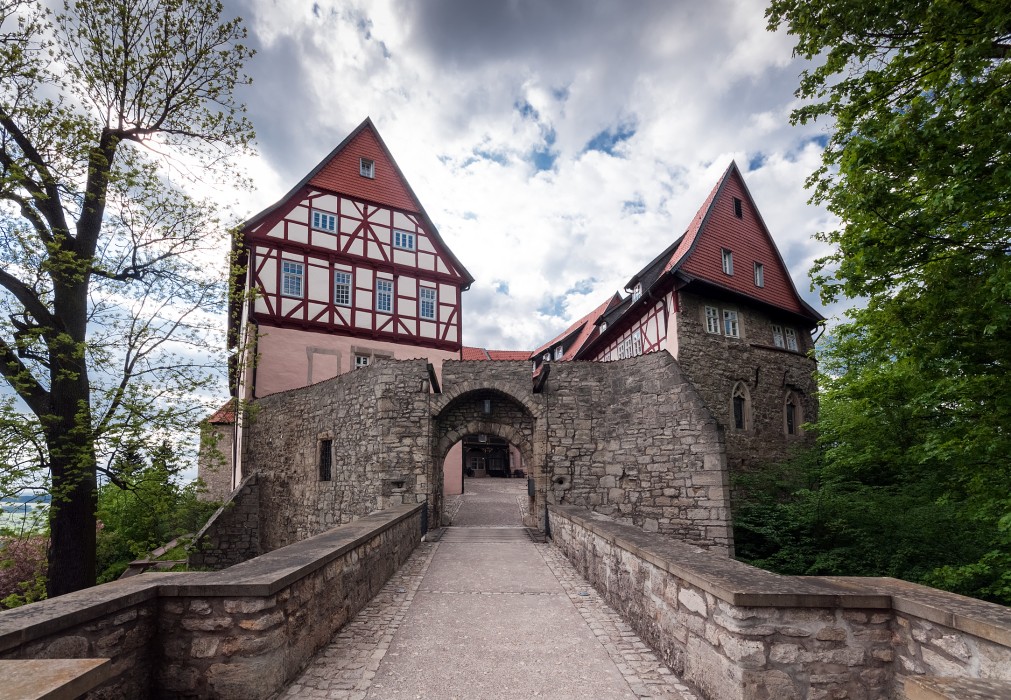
(95, 441), (218, 583)
(760, 0), (1011, 603)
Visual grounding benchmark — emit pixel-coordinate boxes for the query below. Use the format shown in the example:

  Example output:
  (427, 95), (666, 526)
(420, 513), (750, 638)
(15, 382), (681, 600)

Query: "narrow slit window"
(319, 439), (333, 481)
(754, 262), (764, 288)
(733, 197), (743, 218)
(732, 383), (750, 431)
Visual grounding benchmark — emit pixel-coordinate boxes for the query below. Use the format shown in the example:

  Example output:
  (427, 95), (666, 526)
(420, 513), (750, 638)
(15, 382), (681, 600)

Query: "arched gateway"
(242, 353), (734, 554)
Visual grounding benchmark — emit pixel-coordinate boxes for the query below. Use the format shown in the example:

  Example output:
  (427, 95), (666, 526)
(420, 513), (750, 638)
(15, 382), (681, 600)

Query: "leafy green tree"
(764, 0), (1011, 601)
(0, 0), (253, 596)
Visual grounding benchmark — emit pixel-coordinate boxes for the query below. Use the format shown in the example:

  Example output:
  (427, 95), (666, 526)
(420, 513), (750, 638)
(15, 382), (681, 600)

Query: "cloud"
(223, 0), (842, 352)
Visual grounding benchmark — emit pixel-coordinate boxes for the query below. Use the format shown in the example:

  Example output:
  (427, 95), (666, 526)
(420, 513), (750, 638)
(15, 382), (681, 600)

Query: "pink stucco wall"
(252, 325), (458, 397)
(443, 442), (463, 495)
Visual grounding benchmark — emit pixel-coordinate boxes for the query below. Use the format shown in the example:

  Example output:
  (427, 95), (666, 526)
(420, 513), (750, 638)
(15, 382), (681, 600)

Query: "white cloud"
(224, 0), (845, 351)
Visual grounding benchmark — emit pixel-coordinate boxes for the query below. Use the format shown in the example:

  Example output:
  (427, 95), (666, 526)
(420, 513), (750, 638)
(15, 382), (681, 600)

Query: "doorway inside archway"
(443, 434), (527, 496)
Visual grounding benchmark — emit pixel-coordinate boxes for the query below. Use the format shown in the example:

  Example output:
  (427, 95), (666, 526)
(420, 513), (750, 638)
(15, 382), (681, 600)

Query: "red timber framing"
(593, 299), (668, 362)
(234, 118), (473, 354)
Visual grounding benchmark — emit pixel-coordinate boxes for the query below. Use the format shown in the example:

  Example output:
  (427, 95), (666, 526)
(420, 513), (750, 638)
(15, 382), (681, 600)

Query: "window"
(754, 262), (764, 288)
(705, 306), (721, 334)
(319, 439), (332, 481)
(419, 286), (436, 320)
(723, 309), (740, 338)
(334, 271), (351, 307)
(281, 261), (304, 298)
(376, 279), (393, 313)
(732, 383), (750, 431)
(772, 324), (784, 348)
(631, 329), (643, 356)
(632, 283), (642, 301)
(394, 230), (415, 250)
(312, 210), (336, 233)
(733, 197), (743, 219)
(722, 248), (734, 275)
(554, 346), (563, 360)
(785, 392), (802, 435)
(543, 352), (551, 363)
(600, 321), (607, 332)
(360, 158), (375, 178)
(355, 354), (370, 368)
(785, 327), (798, 351)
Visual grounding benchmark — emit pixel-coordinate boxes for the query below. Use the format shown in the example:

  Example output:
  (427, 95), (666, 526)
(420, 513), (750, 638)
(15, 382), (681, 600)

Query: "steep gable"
(668, 162), (820, 321)
(308, 126), (419, 213)
(532, 293), (623, 362)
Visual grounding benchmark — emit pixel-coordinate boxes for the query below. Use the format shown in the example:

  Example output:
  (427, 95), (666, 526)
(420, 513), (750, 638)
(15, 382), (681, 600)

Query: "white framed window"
(543, 352), (550, 363)
(312, 210), (336, 233)
(785, 327), (798, 351)
(600, 321), (607, 332)
(355, 354), (370, 368)
(334, 271), (351, 307)
(394, 230), (415, 250)
(360, 158), (375, 178)
(772, 324), (785, 348)
(631, 329), (643, 356)
(632, 283), (642, 301)
(722, 248), (734, 275)
(554, 346), (563, 360)
(705, 306), (721, 334)
(376, 279), (393, 313)
(754, 262), (764, 288)
(723, 309), (740, 338)
(419, 286), (436, 320)
(281, 261), (304, 298)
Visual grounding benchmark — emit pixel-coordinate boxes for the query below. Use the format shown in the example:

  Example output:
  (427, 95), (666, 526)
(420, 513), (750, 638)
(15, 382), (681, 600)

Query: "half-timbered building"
(234, 117), (473, 399)
(203, 119), (474, 494)
(535, 161), (823, 470)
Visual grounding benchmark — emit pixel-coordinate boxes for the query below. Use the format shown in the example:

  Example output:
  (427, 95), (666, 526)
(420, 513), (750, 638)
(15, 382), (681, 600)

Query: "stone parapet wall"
(244, 359), (433, 551)
(549, 505), (1011, 700)
(189, 474), (260, 570)
(0, 504), (422, 699)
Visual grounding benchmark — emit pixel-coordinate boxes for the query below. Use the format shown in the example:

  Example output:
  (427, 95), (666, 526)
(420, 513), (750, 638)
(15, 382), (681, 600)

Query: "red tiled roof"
(207, 401), (236, 424)
(461, 347), (530, 361)
(531, 293), (623, 361)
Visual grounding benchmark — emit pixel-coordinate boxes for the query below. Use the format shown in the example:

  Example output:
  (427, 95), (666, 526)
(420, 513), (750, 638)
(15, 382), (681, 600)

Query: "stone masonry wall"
(245, 354), (733, 553)
(437, 355), (733, 551)
(243, 359), (432, 551)
(676, 290), (818, 476)
(189, 475), (260, 570)
(550, 505), (1011, 700)
(0, 504), (421, 700)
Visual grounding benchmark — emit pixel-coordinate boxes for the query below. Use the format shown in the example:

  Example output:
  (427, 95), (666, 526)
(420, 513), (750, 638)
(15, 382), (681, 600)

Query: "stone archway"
(432, 388), (539, 528)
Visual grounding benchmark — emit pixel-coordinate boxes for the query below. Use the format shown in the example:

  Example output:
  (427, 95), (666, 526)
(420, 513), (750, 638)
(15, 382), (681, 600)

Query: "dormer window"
(360, 158), (375, 178)
(733, 197), (743, 219)
(632, 283), (642, 301)
(554, 346), (563, 360)
(543, 352), (550, 363)
(600, 321), (607, 332)
(722, 249), (734, 275)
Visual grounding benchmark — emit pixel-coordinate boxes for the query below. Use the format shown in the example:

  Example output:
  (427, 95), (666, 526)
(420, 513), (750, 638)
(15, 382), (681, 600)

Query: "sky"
(221, 0), (844, 351)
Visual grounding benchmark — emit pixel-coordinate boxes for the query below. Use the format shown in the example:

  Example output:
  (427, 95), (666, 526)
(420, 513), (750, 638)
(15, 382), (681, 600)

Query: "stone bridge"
(1, 357), (1009, 698)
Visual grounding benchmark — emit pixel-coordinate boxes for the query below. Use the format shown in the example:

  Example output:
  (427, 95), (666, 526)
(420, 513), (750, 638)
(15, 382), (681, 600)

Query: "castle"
(200, 118), (822, 526)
